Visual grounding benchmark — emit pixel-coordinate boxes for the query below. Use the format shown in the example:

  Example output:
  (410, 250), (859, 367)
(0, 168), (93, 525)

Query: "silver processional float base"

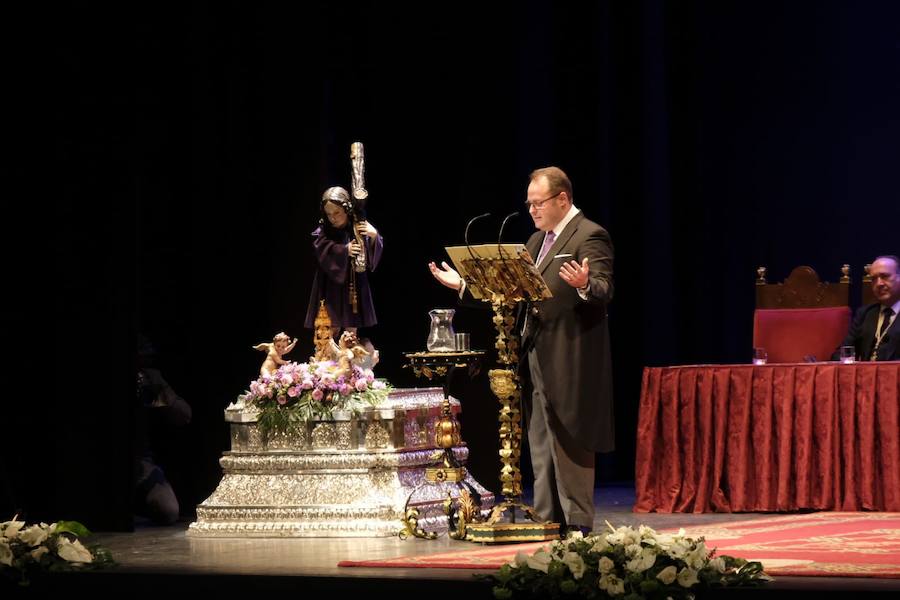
(188, 387), (494, 538)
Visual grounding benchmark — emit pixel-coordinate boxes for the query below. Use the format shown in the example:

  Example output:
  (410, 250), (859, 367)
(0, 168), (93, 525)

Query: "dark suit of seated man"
(833, 255), (900, 362)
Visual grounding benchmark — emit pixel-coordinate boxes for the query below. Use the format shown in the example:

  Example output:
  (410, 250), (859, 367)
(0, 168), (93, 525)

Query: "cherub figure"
(252, 332), (298, 377)
(335, 330), (370, 377)
(356, 337), (380, 371)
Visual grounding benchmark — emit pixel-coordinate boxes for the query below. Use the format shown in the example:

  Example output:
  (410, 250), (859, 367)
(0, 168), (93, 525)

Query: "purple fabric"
(304, 225), (383, 329)
(535, 230), (556, 265)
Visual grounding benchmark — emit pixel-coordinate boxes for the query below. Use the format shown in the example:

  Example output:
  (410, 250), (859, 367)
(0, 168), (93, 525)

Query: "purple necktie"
(536, 231), (556, 266)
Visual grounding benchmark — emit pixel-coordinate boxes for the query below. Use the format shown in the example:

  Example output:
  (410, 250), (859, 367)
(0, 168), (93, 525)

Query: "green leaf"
(54, 521), (91, 538)
(493, 586), (513, 599)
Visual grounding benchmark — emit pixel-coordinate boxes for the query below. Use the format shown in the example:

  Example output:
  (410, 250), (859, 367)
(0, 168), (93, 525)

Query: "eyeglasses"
(524, 191), (560, 210)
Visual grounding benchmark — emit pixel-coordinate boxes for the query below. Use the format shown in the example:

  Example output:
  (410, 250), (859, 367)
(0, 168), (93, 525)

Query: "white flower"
(657, 565), (678, 584)
(677, 567), (700, 588)
(666, 539), (690, 560)
(1, 519), (25, 540)
(512, 550), (530, 567)
(0, 540), (12, 567)
(685, 541), (709, 569)
(638, 524), (658, 539)
(606, 525), (641, 546)
(708, 557), (727, 573)
(625, 547), (657, 573)
(524, 549), (552, 573)
(589, 536), (610, 553)
(655, 528), (686, 545)
(598, 573), (626, 596)
(56, 537), (93, 563)
(562, 551), (586, 580)
(30, 546), (49, 560)
(598, 556), (616, 574)
(18, 524), (49, 547)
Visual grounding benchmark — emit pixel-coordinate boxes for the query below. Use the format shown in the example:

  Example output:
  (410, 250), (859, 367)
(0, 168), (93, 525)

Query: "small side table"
(401, 350), (486, 539)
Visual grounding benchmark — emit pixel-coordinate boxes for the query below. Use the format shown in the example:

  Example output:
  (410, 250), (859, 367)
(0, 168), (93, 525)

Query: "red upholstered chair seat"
(753, 307), (851, 363)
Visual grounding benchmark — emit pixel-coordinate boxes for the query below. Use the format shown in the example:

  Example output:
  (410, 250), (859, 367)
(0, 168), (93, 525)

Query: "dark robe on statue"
(304, 225), (383, 329)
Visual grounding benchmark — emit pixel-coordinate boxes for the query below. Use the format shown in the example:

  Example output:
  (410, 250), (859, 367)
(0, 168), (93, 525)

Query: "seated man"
(136, 336), (192, 525)
(833, 255), (900, 361)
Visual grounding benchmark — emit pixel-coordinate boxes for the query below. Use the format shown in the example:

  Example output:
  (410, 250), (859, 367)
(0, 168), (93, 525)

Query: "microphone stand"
(497, 211), (519, 259)
(463, 212), (491, 288)
(465, 212), (491, 261)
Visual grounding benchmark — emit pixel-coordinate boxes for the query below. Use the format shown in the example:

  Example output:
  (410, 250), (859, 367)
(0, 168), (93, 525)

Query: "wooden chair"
(753, 265), (851, 363)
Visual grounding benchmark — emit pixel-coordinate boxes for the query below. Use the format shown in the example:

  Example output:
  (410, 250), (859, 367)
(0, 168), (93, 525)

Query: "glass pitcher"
(426, 309), (456, 352)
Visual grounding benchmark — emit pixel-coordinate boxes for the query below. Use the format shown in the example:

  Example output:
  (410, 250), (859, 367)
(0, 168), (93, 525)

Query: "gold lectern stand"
(445, 244), (559, 543)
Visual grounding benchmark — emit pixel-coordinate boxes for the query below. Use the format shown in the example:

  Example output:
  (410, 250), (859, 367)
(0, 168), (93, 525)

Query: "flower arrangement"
(238, 360), (391, 439)
(1, 517), (114, 586)
(482, 523), (772, 600)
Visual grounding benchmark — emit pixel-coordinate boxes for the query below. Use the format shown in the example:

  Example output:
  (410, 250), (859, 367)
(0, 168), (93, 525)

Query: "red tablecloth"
(634, 362), (900, 512)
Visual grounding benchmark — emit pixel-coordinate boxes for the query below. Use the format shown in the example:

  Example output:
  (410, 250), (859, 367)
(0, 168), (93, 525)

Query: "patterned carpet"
(339, 512), (900, 577)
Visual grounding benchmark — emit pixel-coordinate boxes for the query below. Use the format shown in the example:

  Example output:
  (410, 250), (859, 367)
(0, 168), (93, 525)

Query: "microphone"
(465, 212), (491, 261)
(462, 212), (491, 288)
(497, 211), (519, 258)
(465, 213), (491, 247)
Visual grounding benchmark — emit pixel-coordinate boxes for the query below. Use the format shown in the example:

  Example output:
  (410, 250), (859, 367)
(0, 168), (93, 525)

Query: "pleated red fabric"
(635, 363), (900, 512)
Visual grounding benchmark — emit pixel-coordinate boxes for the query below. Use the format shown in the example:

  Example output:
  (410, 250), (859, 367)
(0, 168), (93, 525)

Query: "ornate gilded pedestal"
(401, 351), (489, 539)
(464, 298), (559, 543)
(188, 387), (494, 538)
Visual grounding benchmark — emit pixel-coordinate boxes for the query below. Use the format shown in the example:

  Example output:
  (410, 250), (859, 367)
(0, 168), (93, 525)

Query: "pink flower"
(338, 383), (352, 396)
(276, 395), (287, 405)
(355, 379), (368, 392)
(287, 385), (300, 397)
(312, 388), (324, 401)
(300, 379), (313, 390)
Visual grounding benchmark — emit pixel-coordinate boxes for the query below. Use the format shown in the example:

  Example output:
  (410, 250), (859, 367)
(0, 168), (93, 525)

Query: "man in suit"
(429, 166), (614, 535)
(835, 255), (900, 361)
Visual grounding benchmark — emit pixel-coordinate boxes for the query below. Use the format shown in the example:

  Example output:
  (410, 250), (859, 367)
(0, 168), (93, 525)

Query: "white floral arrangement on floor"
(482, 523), (772, 599)
(1, 517), (114, 586)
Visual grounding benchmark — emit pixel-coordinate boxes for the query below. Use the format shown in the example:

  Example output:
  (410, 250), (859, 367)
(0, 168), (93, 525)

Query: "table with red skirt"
(634, 362), (900, 512)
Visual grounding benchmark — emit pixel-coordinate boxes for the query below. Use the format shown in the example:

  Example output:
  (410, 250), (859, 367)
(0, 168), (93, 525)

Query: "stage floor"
(22, 485), (898, 597)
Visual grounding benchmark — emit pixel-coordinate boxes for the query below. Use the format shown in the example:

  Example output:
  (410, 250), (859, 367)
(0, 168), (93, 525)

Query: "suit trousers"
(526, 347), (595, 529)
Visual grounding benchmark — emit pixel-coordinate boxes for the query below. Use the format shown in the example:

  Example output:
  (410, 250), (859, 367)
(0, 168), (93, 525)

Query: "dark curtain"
(12, 0), (898, 529)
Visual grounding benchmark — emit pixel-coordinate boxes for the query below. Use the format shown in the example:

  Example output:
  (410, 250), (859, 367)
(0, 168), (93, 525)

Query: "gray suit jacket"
(521, 212), (615, 453)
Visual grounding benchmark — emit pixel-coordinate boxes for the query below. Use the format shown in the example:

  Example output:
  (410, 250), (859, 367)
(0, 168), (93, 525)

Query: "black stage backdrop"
(9, 1), (898, 530)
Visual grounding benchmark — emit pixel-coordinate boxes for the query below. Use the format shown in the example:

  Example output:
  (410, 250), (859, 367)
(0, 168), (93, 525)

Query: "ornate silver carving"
(311, 423), (337, 449)
(190, 388), (493, 538)
(335, 421), (353, 449)
(364, 419), (390, 449)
